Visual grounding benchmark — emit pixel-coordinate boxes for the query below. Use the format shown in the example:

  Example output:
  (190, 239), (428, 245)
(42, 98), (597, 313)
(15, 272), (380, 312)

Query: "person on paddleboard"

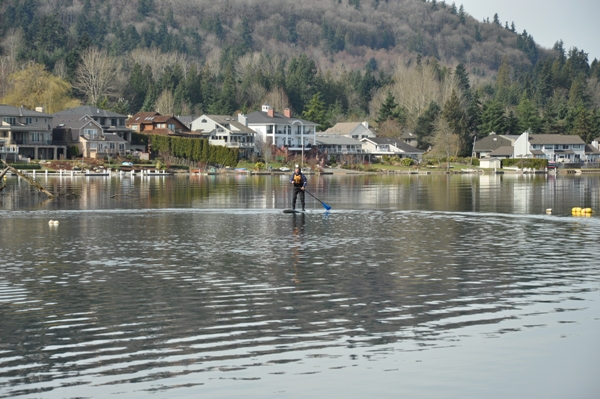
(289, 165), (307, 211)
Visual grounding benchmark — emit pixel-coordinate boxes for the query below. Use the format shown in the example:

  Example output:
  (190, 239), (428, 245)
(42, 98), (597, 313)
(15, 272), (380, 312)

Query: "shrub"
(502, 158), (548, 169)
(401, 158), (414, 166)
(254, 162), (265, 170)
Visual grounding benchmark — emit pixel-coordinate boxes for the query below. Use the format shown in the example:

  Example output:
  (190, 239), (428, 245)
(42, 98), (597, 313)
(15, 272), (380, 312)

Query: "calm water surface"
(1, 174), (599, 398)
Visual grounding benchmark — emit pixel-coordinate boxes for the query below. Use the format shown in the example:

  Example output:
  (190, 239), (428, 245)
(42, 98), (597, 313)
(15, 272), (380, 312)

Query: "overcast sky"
(458, 0), (600, 62)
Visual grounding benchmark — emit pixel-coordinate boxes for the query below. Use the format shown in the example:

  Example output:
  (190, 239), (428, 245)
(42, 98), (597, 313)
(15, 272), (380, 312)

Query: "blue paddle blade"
(323, 203), (331, 210)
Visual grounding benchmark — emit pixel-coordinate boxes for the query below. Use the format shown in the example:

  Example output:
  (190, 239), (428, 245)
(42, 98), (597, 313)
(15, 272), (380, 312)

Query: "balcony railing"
(0, 146), (18, 154)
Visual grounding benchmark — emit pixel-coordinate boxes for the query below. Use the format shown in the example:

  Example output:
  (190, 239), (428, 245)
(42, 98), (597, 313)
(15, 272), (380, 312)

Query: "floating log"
(0, 160), (54, 198)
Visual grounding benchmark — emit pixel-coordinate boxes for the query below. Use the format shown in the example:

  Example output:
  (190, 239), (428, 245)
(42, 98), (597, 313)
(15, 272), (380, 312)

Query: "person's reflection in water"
(291, 213), (305, 284)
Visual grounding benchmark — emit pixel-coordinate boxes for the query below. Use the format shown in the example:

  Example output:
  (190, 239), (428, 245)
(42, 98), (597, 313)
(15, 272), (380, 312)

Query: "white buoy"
(546, 208), (552, 214)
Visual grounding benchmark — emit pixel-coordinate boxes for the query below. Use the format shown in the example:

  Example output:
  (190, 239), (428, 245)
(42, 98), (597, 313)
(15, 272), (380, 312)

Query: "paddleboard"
(283, 209), (304, 214)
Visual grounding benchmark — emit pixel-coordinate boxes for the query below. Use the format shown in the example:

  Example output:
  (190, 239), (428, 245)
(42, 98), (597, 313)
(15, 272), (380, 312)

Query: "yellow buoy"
(572, 207), (582, 213)
(583, 208), (593, 214)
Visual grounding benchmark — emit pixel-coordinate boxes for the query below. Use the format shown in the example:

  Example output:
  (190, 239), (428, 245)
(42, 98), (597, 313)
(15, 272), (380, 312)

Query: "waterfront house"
(360, 137), (424, 160)
(53, 116), (127, 158)
(0, 104), (64, 161)
(400, 131), (419, 148)
(324, 121), (376, 140)
(190, 114), (256, 158)
(315, 134), (366, 162)
(246, 104), (318, 151)
(53, 106), (133, 143)
(514, 132), (587, 162)
(126, 112), (196, 137)
(473, 133), (517, 158)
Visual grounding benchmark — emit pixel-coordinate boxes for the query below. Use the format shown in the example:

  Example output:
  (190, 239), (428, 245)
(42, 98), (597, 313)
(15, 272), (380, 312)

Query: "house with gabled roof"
(246, 104), (318, 151)
(53, 115), (127, 158)
(0, 104), (64, 161)
(515, 132), (587, 162)
(125, 112), (196, 138)
(190, 114), (256, 158)
(53, 106), (133, 143)
(315, 134), (365, 161)
(325, 121), (376, 140)
(360, 137), (424, 160)
(473, 133), (517, 158)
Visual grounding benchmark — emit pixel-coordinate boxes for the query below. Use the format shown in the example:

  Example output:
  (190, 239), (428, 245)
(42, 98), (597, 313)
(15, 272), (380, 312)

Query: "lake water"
(1, 173), (599, 399)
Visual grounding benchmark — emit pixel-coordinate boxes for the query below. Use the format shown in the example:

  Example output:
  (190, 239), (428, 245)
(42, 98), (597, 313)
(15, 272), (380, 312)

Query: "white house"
(315, 134), (365, 162)
(246, 104), (318, 150)
(324, 121), (376, 140)
(516, 132), (587, 162)
(191, 114), (256, 158)
(360, 137), (424, 160)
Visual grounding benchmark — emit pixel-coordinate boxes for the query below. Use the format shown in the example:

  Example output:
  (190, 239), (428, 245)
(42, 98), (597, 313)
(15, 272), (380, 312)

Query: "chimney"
(268, 108), (275, 118)
(238, 113), (248, 126)
(284, 108), (291, 118)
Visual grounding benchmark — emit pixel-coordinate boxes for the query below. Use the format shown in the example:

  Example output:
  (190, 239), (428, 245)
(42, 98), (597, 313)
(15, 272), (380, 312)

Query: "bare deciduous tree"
(263, 87), (291, 113)
(254, 133), (273, 169)
(155, 89), (175, 115)
(430, 117), (460, 171)
(74, 47), (120, 105)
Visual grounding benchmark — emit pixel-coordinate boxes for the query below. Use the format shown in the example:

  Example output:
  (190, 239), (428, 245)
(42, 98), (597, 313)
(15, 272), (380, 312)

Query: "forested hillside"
(1, 0), (599, 156)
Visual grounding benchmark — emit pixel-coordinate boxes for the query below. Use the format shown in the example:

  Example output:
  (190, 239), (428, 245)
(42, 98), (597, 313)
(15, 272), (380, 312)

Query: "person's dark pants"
(293, 187), (305, 210)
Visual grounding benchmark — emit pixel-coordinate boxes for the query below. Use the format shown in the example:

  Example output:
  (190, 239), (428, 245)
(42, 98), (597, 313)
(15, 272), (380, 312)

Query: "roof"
(175, 115), (195, 126)
(53, 106), (126, 118)
(126, 112), (160, 124)
(530, 150), (545, 155)
(101, 134), (127, 142)
(0, 104), (52, 118)
(528, 134), (585, 145)
(474, 134), (514, 151)
(206, 115), (256, 134)
(489, 146), (515, 156)
(246, 110), (318, 126)
(362, 137), (424, 153)
(315, 134), (363, 145)
(325, 122), (364, 135)
(53, 116), (100, 130)
(401, 131), (417, 140)
(585, 144), (600, 154)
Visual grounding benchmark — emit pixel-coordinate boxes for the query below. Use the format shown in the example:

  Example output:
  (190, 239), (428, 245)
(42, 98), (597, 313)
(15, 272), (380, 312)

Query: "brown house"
(125, 112), (199, 137)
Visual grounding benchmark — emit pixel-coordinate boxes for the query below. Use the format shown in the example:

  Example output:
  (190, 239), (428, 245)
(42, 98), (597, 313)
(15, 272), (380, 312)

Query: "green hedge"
(9, 164), (41, 170)
(149, 136), (239, 167)
(502, 158), (548, 169)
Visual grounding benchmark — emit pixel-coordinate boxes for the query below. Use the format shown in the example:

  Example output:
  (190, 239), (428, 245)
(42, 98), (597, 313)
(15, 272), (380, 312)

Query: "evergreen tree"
(286, 54), (317, 113)
(572, 105), (593, 143)
(495, 57), (512, 103)
(376, 90), (401, 123)
(414, 101), (441, 149)
(302, 92), (328, 130)
(517, 95), (542, 133)
(455, 63), (471, 102)
(479, 100), (506, 135)
(442, 90), (469, 156)
(505, 111), (519, 135)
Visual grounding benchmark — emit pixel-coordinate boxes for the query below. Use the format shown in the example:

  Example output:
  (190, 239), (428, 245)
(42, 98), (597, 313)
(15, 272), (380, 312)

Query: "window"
(266, 125), (273, 133)
(111, 119), (117, 126)
(84, 129), (98, 139)
(132, 125), (138, 131)
(544, 144), (553, 149)
(2, 117), (16, 125)
(90, 142), (97, 149)
(168, 124), (175, 130)
(563, 145), (569, 150)
(26, 117), (32, 124)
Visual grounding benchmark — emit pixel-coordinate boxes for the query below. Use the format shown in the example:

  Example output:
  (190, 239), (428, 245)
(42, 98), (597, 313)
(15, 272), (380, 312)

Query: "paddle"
(304, 189), (331, 210)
